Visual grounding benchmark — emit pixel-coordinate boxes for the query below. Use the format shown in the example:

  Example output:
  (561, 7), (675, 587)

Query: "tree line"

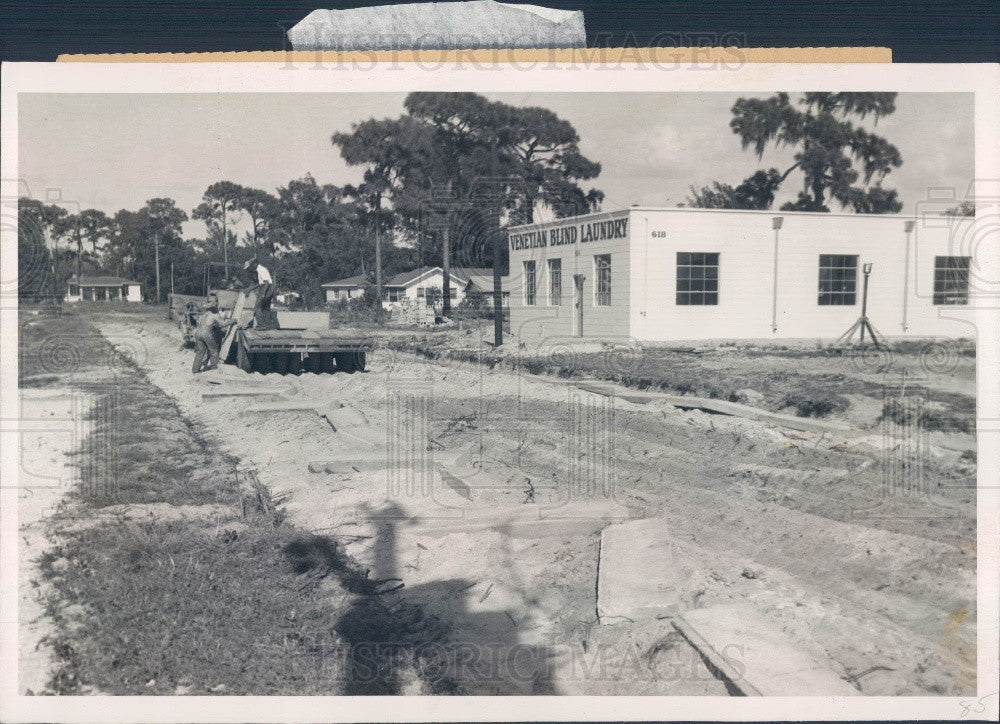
(18, 92), (604, 307)
(19, 91), (938, 306)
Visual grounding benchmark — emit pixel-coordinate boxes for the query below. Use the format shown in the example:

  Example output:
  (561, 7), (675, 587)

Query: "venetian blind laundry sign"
(510, 217), (629, 251)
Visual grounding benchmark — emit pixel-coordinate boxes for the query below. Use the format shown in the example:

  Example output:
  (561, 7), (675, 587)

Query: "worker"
(243, 256), (276, 327)
(191, 297), (236, 374)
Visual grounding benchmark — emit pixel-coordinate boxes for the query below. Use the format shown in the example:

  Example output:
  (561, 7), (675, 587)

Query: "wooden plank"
(597, 517), (679, 624)
(201, 388), (291, 399)
(574, 381), (854, 436)
(674, 605), (859, 696)
(218, 290), (248, 363)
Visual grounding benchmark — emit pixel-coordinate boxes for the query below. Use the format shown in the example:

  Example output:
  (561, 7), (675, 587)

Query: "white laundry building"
(506, 207), (978, 343)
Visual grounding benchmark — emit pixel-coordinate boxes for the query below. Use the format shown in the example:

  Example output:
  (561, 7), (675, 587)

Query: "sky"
(18, 91), (974, 238)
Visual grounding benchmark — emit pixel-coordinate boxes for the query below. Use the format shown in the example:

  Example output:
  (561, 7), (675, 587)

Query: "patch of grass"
(42, 521), (350, 695)
(28, 316), (450, 695)
(879, 399), (973, 434)
(779, 393), (850, 419)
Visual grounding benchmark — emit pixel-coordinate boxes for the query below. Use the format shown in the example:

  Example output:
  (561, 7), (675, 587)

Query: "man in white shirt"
(243, 256), (275, 324)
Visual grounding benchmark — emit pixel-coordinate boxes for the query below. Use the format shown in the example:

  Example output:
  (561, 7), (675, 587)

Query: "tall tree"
(17, 198), (65, 299)
(106, 199), (188, 301)
(52, 209), (114, 294)
(146, 198), (188, 303)
(688, 92), (903, 213)
(269, 175), (366, 306)
(192, 181), (244, 269)
(236, 187), (278, 255)
(332, 92), (604, 273)
(944, 201), (975, 217)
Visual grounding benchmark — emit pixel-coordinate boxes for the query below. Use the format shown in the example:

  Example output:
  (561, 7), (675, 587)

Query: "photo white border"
(1, 59), (998, 723)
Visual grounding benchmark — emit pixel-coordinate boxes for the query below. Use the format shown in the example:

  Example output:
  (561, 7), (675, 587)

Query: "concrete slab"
(597, 517), (679, 624)
(334, 426), (384, 449)
(674, 604), (859, 696)
(323, 405), (370, 429)
(411, 500), (628, 539)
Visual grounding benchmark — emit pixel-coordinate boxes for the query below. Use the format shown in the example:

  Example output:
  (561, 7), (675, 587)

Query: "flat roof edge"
(509, 205), (973, 231)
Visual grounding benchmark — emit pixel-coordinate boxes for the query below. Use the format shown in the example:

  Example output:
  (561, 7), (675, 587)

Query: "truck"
(219, 289), (374, 374)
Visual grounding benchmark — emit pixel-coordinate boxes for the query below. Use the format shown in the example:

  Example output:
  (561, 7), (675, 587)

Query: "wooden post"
(75, 219), (83, 303)
(492, 138), (503, 347)
(442, 225), (451, 316)
(375, 222), (382, 312)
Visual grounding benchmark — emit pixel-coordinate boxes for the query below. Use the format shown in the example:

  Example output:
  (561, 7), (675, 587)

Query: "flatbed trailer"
(229, 327), (374, 374)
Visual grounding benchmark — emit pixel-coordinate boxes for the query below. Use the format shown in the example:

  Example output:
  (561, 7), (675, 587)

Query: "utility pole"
(442, 225), (451, 316)
(46, 225), (59, 302)
(441, 181), (452, 317)
(491, 137), (503, 347)
(75, 218), (83, 303)
(374, 195), (383, 312)
(154, 229), (161, 304)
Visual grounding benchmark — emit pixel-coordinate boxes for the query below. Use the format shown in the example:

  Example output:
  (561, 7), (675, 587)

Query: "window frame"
(547, 258), (562, 306)
(675, 251), (720, 306)
(523, 260), (537, 306)
(594, 254), (612, 306)
(933, 255), (971, 305)
(817, 254), (859, 306)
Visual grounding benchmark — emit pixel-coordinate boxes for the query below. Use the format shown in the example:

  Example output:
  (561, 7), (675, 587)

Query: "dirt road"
(94, 310), (976, 695)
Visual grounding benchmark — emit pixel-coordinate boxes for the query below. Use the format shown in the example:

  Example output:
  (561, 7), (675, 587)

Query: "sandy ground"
(17, 389), (91, 694)
(90, 311), (977, 695)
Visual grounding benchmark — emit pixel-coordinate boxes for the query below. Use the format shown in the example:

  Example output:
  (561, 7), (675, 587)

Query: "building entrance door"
(573, 274), (584, 337)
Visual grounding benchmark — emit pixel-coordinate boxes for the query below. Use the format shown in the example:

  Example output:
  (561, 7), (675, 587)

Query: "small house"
(65, 275), (142, 303)
(322, 274), (368, 303)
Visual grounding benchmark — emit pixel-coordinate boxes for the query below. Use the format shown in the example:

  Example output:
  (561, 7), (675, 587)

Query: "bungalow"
(322, 267), (508, 310)
(462, 270), (510, 309)
(382, 266), (503, 309)
(65, 275), (142, 303)
(321, 274), (368, 304)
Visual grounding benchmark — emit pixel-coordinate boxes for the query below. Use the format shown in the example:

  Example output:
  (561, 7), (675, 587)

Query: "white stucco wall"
(629, 208), (976, 342)
(507, 210), (631, 346)
(509, 207), (977, 344)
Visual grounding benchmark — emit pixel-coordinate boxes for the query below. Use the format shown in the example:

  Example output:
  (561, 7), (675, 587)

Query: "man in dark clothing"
(192, 298), (236, 373)
(243, 256), (277, 329)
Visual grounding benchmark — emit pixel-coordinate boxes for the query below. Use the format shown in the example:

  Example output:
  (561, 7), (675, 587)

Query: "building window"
(524, 260), (537, 305)
(934, 256), (971, 305)
(386, 289), (400, 302)
(548, 258), (562, 306)
(676, 252), (719, 305)
(594, 254), (611, 306)
(68, 284), (79, 296)
(818, 254), (858, 305)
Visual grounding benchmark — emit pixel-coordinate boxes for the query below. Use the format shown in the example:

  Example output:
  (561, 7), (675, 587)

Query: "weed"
(879, 399), (973, 434)
(781, 394), (848, 418)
